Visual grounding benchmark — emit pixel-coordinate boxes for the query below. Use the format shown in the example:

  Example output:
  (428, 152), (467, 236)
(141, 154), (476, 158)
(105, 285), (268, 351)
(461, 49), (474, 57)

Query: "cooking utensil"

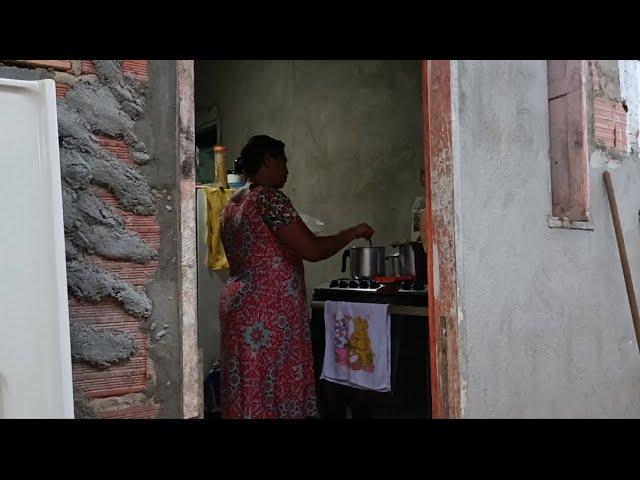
(389, 241), (427, 282)
(341, 246), (386, 279)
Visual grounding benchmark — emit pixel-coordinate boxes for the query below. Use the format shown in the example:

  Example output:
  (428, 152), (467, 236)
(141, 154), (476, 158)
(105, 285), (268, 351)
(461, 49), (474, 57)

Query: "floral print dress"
(219, 185), (317, 419)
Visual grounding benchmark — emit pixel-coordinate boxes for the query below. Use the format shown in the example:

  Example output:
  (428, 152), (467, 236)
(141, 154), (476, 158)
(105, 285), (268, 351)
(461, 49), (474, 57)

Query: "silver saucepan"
(387, 241), (427, 281)
(341, 246), (386, 279)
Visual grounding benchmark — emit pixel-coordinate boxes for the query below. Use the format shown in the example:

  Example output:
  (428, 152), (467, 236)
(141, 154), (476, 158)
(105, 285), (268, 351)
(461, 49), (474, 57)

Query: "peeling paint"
(424, 60), (462, 419)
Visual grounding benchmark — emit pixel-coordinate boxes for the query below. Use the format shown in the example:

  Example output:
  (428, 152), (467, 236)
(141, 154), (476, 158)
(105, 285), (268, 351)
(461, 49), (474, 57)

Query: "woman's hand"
(275, 219), (375, 263)
(350, 223), (374, 241)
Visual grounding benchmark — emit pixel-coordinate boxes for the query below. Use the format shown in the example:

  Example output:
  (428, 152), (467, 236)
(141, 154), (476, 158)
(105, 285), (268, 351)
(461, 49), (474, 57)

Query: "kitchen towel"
(321, 301), (391, 392)
(204, 186), (235, 270)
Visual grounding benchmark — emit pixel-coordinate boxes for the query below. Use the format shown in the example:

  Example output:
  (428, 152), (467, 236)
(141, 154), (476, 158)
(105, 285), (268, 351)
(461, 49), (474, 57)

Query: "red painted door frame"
(422, 60), (462, 419)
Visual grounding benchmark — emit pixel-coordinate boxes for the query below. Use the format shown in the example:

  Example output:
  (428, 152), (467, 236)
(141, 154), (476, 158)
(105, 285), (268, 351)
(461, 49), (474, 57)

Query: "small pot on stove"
(388, 241), (427, 282)
(341, 245), (386, 279)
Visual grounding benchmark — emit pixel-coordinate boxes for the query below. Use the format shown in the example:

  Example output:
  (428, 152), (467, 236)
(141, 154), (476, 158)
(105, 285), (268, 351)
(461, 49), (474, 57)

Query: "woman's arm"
(274, 218), (374, 262)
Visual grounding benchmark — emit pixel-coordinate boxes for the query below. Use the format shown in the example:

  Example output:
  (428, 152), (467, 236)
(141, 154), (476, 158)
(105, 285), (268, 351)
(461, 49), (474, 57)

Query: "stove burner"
(325, 277), (426, 293)
(328, 278), (381, 290)
(399, 281), (426, 292)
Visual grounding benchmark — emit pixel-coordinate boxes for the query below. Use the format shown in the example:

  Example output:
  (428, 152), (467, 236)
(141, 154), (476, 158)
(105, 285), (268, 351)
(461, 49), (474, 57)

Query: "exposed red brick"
(122, 60), (149, 81)
(80, 60), (148, 81)
(67, 185), (159, 400)
(8, 60), (71, 71)
(81, 60), (96, 75)
(98, 136), (134, 165)
(68, 297), (148, 398)
(97, 403), (160, 419)
(72, 360), (148, 398)
(68, 296), (142, 326)
(594, 97), (628, 151)
(56, 83), (70, 99)
(90, 187), (160, 250)
(91, 256), (159, 287)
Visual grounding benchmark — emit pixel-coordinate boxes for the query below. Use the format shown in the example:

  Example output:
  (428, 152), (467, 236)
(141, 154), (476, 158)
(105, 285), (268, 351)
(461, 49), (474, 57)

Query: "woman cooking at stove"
(219, 135), (374, 419)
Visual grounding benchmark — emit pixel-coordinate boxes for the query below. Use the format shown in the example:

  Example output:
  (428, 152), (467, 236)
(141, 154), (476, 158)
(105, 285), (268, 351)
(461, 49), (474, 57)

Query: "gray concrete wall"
(195, 59), (424, 295)
(140, 60), (182, 418)
(454, 60), (640, 417)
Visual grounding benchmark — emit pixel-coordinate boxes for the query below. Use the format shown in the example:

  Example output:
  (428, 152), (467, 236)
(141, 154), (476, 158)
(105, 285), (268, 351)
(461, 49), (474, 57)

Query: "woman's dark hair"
(235, 135), (285, 176)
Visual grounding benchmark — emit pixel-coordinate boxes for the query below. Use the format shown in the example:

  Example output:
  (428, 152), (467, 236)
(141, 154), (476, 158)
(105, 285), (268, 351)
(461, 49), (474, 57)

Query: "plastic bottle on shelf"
(212, 145), (229, 189)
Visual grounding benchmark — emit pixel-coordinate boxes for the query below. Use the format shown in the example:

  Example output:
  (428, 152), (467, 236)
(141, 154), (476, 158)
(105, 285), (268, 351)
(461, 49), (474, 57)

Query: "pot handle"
(341, 249), (350, 273)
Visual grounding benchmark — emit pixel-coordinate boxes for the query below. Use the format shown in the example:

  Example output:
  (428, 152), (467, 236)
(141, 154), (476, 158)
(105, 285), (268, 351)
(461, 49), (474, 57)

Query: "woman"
(219, 135), (374, 419)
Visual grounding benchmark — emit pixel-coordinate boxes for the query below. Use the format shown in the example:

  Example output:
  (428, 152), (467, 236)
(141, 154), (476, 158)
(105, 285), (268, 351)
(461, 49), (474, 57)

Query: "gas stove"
(322, 278), (426, 293)
(312, 278), (427, 307)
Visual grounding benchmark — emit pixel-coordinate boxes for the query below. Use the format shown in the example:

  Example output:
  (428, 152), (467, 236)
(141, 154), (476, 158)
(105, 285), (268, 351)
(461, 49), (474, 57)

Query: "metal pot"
(389, 242), (427, 281)
(341, 246), (386, 279)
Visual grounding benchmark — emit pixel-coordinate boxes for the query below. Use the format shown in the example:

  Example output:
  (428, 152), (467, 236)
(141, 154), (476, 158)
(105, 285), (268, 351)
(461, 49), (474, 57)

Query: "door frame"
(176, 60), (202, 419)
(422, 60), (463, 419)
(177, 59), (463, 419)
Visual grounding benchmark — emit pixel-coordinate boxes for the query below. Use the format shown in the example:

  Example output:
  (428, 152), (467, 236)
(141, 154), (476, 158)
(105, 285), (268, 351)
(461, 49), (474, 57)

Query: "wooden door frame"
(177, 60), (203, 419)
(178, 59), (463, 419)
(422, 60), (463, 419)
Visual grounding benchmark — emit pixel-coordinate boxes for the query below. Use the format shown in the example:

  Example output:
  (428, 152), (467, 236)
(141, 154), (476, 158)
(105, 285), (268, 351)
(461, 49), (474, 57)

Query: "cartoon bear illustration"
(348, 316), (375, 372)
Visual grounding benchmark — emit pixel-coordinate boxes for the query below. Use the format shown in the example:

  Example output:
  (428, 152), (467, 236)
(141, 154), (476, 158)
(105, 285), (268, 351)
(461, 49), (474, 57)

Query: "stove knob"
(402, 282), (412, 290)
(359, 280), (370, 289)
(330, 280), (339, 288)
(339, 280), (349, 288)
(349, 280), (359, 288)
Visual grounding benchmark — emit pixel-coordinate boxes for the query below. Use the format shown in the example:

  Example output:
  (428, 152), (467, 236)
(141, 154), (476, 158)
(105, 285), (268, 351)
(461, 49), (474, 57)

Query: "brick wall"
(0, 60), (165, 419)
(591, 60), (635, 155)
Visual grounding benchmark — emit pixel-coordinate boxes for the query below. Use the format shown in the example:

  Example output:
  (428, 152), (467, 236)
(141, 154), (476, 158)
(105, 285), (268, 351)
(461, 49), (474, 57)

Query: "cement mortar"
(73, 388), (98, 418)
(63, 65), (150, 165)
(62, 186), (156, 263)
(70, 324), (138, 368)
(56, 61), (158, 317)
(67, 259), (152, 318)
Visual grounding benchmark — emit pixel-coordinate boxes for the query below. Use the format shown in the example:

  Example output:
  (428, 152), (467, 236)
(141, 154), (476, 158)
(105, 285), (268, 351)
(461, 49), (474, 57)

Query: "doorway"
(179, 60), (459, 418)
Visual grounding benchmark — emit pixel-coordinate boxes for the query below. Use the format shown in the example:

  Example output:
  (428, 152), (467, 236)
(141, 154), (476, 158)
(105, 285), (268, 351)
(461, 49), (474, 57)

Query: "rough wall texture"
(0, 60), (181, 418)
(454, 60), (640, 418)
(194, 60), (424, 369)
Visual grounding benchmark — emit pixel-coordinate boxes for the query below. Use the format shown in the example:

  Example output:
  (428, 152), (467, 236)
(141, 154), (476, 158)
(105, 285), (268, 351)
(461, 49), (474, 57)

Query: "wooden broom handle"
(603, 170), (640, 354)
